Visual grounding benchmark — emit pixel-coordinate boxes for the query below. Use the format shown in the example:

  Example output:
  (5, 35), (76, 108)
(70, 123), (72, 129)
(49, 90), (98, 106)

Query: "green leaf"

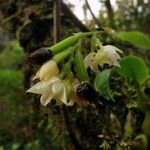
(94, 69), (114, 101)
(115, 55), (149, 85)
(91, 34), (97, 52)
(75, 50), (89, 82)
(116, 31), (150, 49)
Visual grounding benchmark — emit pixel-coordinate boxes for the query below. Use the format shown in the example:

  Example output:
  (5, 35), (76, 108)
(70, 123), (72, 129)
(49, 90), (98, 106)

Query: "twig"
(53, 0), (61, 43)
(85, 0), (103, 30)
(104, 0), (115, 28)
(61, 1), (90, 32)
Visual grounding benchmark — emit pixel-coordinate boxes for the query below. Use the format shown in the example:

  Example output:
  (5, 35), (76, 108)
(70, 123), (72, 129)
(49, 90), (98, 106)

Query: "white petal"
(40, 93), (54, 106)
(83, 45), (122, 72)
(66, 99), (74, 106)
(104, 45), (123, 53)
(52, 80), (62, 94)
(26, 80), (52, 94)
(50, 76), (61, 84)
(100, 45), (122, 66)
(55, 83), (67, 105)
(27, 82), (46, 94)
(34, 60), (59, 81)
(84, 52), (99, 72)
(41, 60), (59, 81)
(84, 52), (96, 68)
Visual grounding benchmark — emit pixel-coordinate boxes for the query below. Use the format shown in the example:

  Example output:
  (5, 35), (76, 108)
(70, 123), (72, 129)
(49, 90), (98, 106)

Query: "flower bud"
(33, 60), (59, 81)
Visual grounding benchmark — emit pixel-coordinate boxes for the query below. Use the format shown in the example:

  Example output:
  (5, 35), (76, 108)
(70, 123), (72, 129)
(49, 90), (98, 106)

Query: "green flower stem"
(59, 52), (75, 80)
(91, 34), (97, 52)
(75, 40), (90, 82)
(50, 31), (99, 54)
(63, 80), (73, 100)
(53, 45), (76, 63)
(59, 60), (72, 79)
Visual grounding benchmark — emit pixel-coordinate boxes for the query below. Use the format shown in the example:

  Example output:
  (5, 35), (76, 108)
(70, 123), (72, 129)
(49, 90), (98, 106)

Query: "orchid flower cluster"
(27, 32), (122, 107)
(27, 60), (73, 106)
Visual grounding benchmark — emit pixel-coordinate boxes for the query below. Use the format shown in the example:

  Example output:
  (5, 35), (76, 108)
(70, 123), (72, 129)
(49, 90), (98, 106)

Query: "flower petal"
(27, 82), (45, 94)
(40, 92), (54, 106)
(104, 46), (121, 66)
(49, 76), (60, 84)
(26, 80), (52, 94)
(51, 78), (62, 94)
(84, 45), (122, 72)
(55, 83), (67, 105)
(66, 99), (74, 106)
(84, 52), (98, 72)
(84, 53), (96, 68)
(104, 45), (122, 53)
(40, 60), (59, 81)
(33, 60), (59, 81)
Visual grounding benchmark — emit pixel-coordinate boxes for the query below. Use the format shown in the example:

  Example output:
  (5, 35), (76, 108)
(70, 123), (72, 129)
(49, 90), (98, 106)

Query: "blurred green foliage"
(0, 69), (23, 95)
(99, 0), (150, 33)
(0, 41), (25, 121)
(0, 41), (69, 150)
(0, 41), (25, 69)
(0, 41), (25, 149)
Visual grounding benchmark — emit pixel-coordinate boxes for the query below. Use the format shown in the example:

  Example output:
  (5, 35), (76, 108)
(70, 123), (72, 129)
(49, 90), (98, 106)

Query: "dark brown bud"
(27, 47), (53, 65)
(76, 82), (97, 102)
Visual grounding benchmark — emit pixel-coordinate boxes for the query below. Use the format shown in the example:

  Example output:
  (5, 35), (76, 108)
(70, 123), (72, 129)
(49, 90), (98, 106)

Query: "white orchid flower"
(33, 60), (59, 81)
(84, 52), (98, 72)
(27, 76), (73, 106)
(84, 45), (122, 72)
